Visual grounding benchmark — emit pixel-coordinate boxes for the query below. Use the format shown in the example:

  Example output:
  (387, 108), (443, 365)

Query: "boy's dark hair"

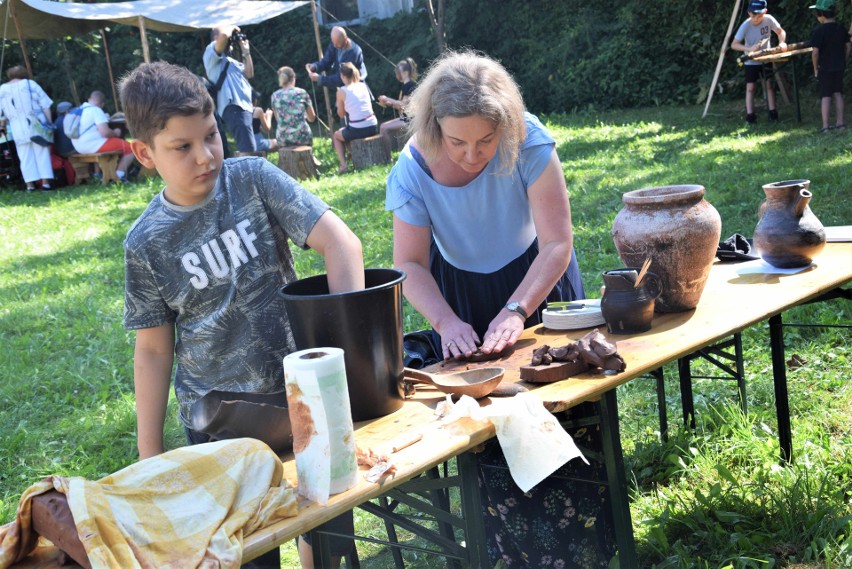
(119, 61), (214, 145)
(816, 8), (836, 17)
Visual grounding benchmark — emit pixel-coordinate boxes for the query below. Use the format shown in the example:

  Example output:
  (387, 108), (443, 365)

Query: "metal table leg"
(456, 451), (490, 568)
(769, 314), (793, 463)
(598, 389), (638, 568)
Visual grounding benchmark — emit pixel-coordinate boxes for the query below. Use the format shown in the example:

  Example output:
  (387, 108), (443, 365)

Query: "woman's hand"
(480, 309), (524, 354)
(377, 95), (389, 107)
(437, 318), (480, 360)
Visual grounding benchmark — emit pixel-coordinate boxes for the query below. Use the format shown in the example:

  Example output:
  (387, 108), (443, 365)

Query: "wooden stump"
(277, 146), (318, 180)
(350, 135), (390, 169)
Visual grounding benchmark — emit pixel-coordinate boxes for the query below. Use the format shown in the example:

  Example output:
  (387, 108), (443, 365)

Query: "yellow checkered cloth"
(0, 438), (298, 568)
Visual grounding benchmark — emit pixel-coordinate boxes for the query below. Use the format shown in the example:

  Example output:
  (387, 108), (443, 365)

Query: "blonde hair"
(277, 66), (296, 87)
(407, 50), (526, 173)
(339, 62), (361, 84)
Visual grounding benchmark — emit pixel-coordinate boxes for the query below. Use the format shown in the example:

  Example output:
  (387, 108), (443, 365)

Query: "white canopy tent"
(1, 0), (308, 38)
(1, 0), (312, 112)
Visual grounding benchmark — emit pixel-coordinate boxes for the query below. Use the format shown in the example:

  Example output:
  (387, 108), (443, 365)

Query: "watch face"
(507, 302), (520, 311)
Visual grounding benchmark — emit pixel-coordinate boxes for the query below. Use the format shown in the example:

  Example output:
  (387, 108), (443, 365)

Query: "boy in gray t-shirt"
(119, 61), (364, 567)
(731, 0), (788, 123)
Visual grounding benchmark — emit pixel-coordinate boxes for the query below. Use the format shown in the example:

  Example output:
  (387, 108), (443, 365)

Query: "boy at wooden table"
(731, 0), (787, 124)
(119, 61), (364, 568)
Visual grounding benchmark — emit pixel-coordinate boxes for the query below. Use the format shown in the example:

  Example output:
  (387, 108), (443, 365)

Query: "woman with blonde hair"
(386, 51), (613, 566)
(270, 66), (316, 148)
(333, 62), (377, 173)
(377, 57), (418, 152)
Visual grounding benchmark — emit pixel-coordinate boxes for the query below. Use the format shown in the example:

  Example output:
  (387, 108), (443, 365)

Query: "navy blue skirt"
(430, 238), (585, 340)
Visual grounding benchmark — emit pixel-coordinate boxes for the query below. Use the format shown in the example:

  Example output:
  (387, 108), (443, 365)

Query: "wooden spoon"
(403, 367), (505, 399)
(634, 257), (652, 288)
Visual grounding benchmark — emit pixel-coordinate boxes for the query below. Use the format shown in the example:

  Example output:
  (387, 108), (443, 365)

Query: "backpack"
(63, 106), (93, 139)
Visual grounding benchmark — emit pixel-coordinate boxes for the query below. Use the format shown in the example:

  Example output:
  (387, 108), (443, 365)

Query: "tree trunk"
(425, 0), (446, 53)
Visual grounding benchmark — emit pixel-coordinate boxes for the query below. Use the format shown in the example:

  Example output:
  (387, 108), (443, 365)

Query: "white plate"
(542, 299), (605, 330)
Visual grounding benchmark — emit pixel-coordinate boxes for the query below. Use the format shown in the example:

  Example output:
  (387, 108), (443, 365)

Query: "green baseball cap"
(809, 0), (835, 9)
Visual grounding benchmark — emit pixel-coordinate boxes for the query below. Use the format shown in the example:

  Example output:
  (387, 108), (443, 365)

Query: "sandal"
(833, 124), (846, 131)
(819, 127), (831, 133)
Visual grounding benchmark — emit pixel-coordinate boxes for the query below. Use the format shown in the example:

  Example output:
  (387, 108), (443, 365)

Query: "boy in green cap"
(810, 0), (851, 132)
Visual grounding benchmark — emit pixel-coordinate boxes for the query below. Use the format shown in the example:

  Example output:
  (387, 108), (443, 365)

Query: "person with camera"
(203, 24), (257, 154)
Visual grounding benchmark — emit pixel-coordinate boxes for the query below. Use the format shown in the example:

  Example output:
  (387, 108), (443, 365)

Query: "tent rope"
(249, 42), (331, 137)
(316, 3), (397, 69)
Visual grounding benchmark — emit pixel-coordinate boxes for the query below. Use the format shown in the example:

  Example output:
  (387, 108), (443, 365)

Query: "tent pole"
(137, 16), (150, 63)
(100, 29), (120, 113)
(703, 0), (742, 118)
(60, 40), (80, 106)
(311, 0), (334, 139)
(9, 0), (32, 77)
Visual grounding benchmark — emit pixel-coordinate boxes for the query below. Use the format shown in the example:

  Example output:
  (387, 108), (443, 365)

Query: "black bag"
(403, 329), (441, 369)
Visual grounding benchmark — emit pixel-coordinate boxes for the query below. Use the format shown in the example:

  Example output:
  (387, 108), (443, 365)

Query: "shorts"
(253, 132), (271, 151)
(299, 511), (355, 556)
(341, 123), (378, 142)
(818, 69), (844, 98)
(96, 137), (133, 157)
(744, 64), (768, 84)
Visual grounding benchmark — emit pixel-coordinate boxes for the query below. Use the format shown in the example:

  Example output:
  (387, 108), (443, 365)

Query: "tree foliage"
(0, 0), (846, 116)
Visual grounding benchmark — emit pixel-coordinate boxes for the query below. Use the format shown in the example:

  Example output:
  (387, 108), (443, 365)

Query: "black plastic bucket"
(279, 268), (406, 421)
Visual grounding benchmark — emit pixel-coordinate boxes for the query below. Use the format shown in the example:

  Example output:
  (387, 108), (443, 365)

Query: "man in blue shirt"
(203, 25), (256, 154)
(306, 26), (368, 89)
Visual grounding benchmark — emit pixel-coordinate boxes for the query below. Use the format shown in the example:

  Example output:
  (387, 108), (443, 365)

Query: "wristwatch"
(505, 301), (528, 320)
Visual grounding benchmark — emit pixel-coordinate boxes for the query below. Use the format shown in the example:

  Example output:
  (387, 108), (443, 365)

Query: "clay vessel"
(601, 268), (662, 334)
(612, 185), (721, 312)
(753, 179), (825, 268)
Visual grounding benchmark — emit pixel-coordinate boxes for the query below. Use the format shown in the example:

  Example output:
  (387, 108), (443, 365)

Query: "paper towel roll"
(284, 347), (358, 504)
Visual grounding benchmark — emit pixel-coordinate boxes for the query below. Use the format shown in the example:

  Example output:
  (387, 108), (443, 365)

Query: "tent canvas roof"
(0, 0), (308, 39)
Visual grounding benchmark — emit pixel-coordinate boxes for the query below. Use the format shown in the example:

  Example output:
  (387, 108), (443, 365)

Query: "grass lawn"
(0, 99), (850, 568)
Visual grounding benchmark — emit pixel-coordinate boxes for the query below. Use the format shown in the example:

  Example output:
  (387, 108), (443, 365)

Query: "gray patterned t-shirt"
(123, 157), (329, 426)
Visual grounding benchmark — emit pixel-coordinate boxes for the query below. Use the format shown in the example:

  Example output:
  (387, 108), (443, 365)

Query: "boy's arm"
(305, 210), (365, 294)
(812, 48), (820, 76)
(133, 324), (175, 460)
(774, 26), (787, 49)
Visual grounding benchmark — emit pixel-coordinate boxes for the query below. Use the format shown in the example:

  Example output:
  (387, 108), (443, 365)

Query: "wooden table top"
(14, 243), (850, 566)
(241, 242), (850, 560)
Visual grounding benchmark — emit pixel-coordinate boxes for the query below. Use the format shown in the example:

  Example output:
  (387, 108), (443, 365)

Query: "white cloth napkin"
(442, 393), (588, 492)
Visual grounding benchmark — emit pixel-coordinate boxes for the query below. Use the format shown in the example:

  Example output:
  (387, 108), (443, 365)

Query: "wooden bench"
(277, 145), (318, 180)
(350, 134), (391, 169)
(68, 152), (121, 185)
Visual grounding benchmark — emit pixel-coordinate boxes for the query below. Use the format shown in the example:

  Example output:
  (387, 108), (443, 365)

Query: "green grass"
(1, 99), (850, 568)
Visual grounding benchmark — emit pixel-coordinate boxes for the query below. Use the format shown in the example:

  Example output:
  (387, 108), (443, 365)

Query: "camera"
(228, 31), (248, 59)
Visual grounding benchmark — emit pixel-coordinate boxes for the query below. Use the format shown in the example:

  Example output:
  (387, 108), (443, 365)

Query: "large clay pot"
(612, 185), (721, 313)
(753, 179), (825, 268)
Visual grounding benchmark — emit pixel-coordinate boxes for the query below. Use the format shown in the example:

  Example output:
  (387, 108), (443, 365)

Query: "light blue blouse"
(385, 113), (555, 274)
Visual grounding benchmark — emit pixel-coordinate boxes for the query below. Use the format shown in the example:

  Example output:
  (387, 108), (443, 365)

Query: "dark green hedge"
(3, 0), (846, 116)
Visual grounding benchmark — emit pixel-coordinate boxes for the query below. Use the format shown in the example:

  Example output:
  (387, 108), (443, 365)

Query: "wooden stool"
(350, 135), (391, 169)
(277, 146), (318, 180)
(68, 152), (122, 185)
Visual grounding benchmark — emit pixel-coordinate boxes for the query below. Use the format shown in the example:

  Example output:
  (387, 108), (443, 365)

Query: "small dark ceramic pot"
(601, 268), (662, 334)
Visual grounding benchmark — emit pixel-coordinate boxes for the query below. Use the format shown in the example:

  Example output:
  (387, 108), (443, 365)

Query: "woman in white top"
(333, 62), (377, 174)
(0, 65), (54, 191)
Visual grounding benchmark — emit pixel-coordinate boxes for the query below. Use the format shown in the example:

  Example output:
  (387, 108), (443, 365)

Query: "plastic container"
(279, 268), (406, 421)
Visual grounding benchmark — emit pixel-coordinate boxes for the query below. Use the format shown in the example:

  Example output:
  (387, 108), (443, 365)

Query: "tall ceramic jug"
(612, 185), (721, 312)
(753, 179), (826, 268)
(600, 269), (662, 334)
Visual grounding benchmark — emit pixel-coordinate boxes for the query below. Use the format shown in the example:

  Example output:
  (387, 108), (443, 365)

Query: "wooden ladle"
(403, 367), (505, 399)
